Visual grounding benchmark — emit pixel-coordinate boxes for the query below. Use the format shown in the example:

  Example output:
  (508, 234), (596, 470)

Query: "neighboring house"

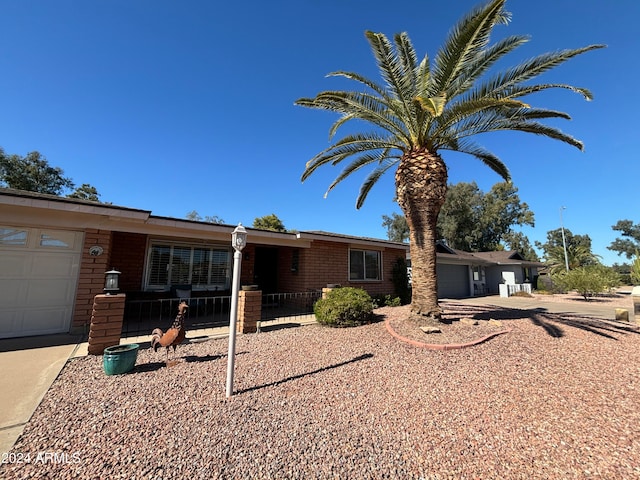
(0, 188), (408, 339)
(412, 243), (542, 299)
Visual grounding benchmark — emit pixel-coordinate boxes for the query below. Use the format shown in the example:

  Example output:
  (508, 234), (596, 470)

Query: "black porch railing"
(122, 290), (322, 337)
(260, 291), (321, 322)
(122, 296), (232, 337)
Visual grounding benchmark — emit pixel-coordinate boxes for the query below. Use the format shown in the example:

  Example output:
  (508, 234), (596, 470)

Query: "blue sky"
(1, 1), (637, 265)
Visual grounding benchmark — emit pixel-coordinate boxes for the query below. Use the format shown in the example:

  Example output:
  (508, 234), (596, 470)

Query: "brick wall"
(111, 232), (147, 291)
(277, 247), (306, 293)
(72, 229), (113, 333)
(295, 240), (407, 298)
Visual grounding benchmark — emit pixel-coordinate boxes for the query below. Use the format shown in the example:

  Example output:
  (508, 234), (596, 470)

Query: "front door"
(254, 247), (278, 293)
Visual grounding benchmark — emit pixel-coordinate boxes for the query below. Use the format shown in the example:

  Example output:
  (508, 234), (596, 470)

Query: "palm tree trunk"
(395, 149), (448, 321)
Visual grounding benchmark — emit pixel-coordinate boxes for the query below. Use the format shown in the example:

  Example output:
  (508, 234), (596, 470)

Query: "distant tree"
(611, 262), (631, 284)
(67, 183), (100, 201)
(502, 231), (539, 261)
(437, 182), (534, 251)
(608, 220), (640, 260)
(0, 149), (74, 194)
(437, 182), (483, 250)
(185, 210), (225, 224)
(253, 214), (287, 232)
(536, 228), (600, 274)
(382, 212), (409, 242)
(384, 182), (534, 252)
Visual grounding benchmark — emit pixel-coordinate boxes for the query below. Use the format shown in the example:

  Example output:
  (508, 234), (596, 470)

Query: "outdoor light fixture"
(104, 269), (121, 295)
(231, 223), (247, 252)
(226, 223), (247, 397)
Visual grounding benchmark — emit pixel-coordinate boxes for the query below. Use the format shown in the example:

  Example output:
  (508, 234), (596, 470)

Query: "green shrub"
(552, 265), (621, 301)
(537, 275), (563, 294)
(314, 287), (373, 327)
(372, 294), (402, 308)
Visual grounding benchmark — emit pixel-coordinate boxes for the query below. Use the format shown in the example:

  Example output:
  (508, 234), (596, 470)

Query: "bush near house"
(372, 294), (402, 308)
(314, 287), (373, 327)
(552, 265), (621, 301)
(391, 257), (411, 305)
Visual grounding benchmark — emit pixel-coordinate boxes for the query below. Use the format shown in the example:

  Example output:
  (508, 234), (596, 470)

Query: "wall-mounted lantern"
(104, 269), (121, 295)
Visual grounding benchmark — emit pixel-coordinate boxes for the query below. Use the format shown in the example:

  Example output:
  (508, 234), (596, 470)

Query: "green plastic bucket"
(103, 344), (139, 375)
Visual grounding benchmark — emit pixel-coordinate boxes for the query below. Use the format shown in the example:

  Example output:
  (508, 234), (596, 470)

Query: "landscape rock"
(460, 318), (479, 326)
(419, 326), (441, 334)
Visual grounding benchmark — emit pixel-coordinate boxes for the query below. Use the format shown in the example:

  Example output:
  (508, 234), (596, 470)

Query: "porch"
(121, 290), (322, 337)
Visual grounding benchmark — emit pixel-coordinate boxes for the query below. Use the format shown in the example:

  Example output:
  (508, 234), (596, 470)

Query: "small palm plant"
(631, 251), (640, 285)
(296, 0), (604, 321)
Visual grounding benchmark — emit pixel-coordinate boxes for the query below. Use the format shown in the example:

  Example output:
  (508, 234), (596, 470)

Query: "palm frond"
(325, 149), (394, 198)
(394, 32), (419, 89)
(447, 34), (530, 97)
(447, 111), (585, 151)
(296, 91), (411, 144)
(498, 121), (585, 150)
(432, 0), (510, 96)
(431, 97), (530, 139)
(301, 133), (401, 182)
(356, 157), (400, 209)
(499, 83), (595, 101)
(440, 139), (510, 181)
(328, 114), (355, 140)
(327, 70), (388, 98)
(365, 31), (418, 135)
(500, 107), (571, 121)
(475, 44), (605, 100)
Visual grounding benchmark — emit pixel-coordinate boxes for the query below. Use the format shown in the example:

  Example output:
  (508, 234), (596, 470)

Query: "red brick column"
(71, 229), (113, 334)
(87, 294), (126, 355)
(237, 290), (262, 334)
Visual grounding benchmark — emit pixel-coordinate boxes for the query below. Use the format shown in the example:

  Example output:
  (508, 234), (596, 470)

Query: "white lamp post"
(560, 206), (569, 272)
(226, 223), (247, 397)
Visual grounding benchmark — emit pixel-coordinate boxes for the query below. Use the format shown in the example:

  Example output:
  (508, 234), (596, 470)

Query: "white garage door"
(0, 226), (83, 338)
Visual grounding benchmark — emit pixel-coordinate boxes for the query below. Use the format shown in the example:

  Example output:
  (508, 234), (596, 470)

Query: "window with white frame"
(146, 241), (231, 290)
(349, 249), (381, 281)
(0, 227), (28, 246)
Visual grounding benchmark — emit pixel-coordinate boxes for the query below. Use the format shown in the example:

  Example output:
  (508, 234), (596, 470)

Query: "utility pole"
(560, 206), (569, 272)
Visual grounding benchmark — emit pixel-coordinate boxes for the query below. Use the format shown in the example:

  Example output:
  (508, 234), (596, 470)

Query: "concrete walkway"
(0, 296), (637, 453)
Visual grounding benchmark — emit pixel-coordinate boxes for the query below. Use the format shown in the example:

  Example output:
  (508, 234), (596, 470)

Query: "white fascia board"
(296, 231), (409, 251)
(0, 192), (151, 222)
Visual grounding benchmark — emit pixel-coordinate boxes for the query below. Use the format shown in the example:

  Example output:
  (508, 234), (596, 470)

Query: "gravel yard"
(2, 298), (640, 479)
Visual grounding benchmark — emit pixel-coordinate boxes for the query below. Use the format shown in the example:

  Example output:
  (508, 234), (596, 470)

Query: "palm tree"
(545, 244), (602, 275)
(295, 0), (604, 321)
